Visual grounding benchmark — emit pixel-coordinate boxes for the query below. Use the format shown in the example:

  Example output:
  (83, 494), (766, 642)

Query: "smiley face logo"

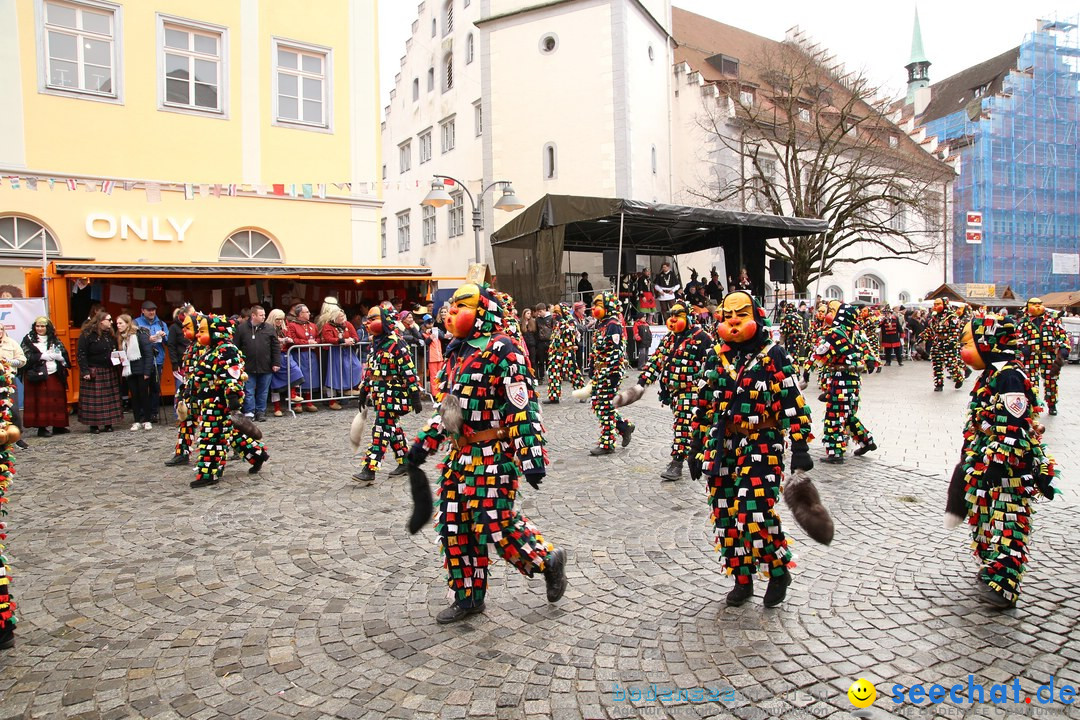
(848, 678), (877, 708)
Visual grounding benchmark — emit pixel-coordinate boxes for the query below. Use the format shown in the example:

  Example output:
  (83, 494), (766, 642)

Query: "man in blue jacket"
(134, 300), (169, 423)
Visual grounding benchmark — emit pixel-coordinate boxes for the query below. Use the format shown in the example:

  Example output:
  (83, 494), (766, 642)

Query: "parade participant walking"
(689, 291), (814, 607)
(860, 307), (883, 366)
(880, 309), (903, 366)
(779, 301), (810, 378)
(352, 305), (424, 484)
(0, 357), (20, 649)
(955, 313), (1057, 608)
(1017, 297), (1069, 415)
(544, 303), (586, 404)
(405, 278), (567, 624)
(188, 315), (269, 488)
(624, 301), (710, 482)
(812, 303), (877, 463)
(165, 313), (205, 467)
(921, 299), (965, 391)
(588, 292), (634, 456)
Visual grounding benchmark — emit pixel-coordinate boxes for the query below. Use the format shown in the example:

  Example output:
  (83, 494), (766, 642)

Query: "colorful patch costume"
(0, 359), (19, 649)
(779, 305), (810, 377)
(408, 281), (566, 624)
(958, 313), (1057, 608)
(690, 292), (814, 607)
(189, 315), (270, 488)
(590, 292), (635, 454)
(545, 304), (586, 402)
(811, 303), (876, 462)
(1017, 298), (1069, 414)
(859, 307), (883, 362)
(636, 302), (711, 480)
(168, 314), (207, 466)
(921, 300), (965, 390)
(353, 305), (423, 482)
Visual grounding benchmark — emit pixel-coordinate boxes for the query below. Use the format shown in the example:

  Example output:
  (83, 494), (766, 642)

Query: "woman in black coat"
(76, 310), (123, 433)
(21, 316), (71, 436)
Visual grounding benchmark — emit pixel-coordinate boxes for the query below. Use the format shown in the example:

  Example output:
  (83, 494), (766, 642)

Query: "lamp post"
(422, 175), (523, 266)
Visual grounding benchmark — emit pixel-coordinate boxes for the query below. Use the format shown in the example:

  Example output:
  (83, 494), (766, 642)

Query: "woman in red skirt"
(20, 317), (71, 436)
(76, 311), (123, 433)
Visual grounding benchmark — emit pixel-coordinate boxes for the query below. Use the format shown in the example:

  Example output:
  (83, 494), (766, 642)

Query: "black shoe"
(763, 570), (791, 608)
(898, 362), (904, 366)
(620, 424), (635, 448)
(589, 446), (614, 456)
(164, 454), (189, 467)
(726, 579), (754, 607)
(0, 626), (14, 650)
(52, 427), (70, 435)
(954, 380), (964, 389)
(352, 467), (376, 482)
(964, 367), (973, 379)
(189, 476), (220, 489)
(37, 427), (52, 438)
(852, 441), (877, 457)
(817, 393), (827, 402)
(388, 463), (408, 477)
(1049, 405), (1057, 416)
(934, 387), (943, 392)
(975, 577), (1015, 609)
(543, 398), (560, 405)
(254, 412), (267, 422)
(436, 601), (486, 624)
(876, 366), (882, 374)
(103, 425), (114, 433)
(660, 459), (683, 482)
(249, 454), (266, 475)
(89, 426), (100, 434)
(15, 440), (29, 450)
(544, 547), (568, 602)
(824, 455), (844, 464)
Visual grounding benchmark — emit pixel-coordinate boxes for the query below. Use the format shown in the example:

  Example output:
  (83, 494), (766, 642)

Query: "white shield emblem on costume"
(508, 381), (529, 409)
(611, 333), (621, 344)
(1003, 392), (1028, 418)
(227, 365), (242, 379)
(815, 340), (829, 355)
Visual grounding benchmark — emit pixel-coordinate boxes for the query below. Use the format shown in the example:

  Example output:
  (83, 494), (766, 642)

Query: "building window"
(651, 145), (657, 174)
(444, 53), (453, 91)
(399, 140), (411, 173)
(381, 164), (386, 180)
(543, 142), (557, 180)
(380, 218), (387, 259)
(464, 0), (470, 6)
(797, 107), (810, 122)
(448, 192), (464, 237)
(160, 17), (225, 113)
(855, 274), (884, 303)
(648, 44), (654, 61)
(474, 101), (482, 136)
(412, 77), (419, 101)
(739, 89), (754, 105)
(539, 33), (558, 54)
(888, 135), (899, 148)
(220, 229), (282, 262)
(444, 1), (453, 36)
(431, 18), (436, 37)
(466, 33), (474, 64)
(899, 291), (911, 304)
(422, 205), (436, 246)
(427, 67), (434, 92)
(0, 216), (60, 257)
(397, 211), (411, 252)
(824, 285), (843, 301)
(274, 39), (330, 128)
(419, 130), (432, 163)
(890, 203), (906, 232)
(441, 117), (455, 153)
(42, 0), (119, 98)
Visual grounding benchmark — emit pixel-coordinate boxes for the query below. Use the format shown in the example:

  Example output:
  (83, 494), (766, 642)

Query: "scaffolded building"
(916, 17), (1079, 298)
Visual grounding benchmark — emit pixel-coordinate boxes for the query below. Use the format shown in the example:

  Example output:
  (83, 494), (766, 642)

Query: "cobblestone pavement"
(1, 364), (1078, 720)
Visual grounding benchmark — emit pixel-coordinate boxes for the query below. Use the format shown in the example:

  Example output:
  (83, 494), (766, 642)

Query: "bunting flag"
(6, 177), (20, 190)
(210, 184), (221, 198)
(301, 183), (313, 199)
(287, 184), (297, 198)
(123, 181), (135, 191)
(84, 180), (97, 192)
(48, 178), (56, 190)
(272, 184), (285, 196)
(255, 184), (268, 196)
(226, 184), (238, 197)
(199, 183), (210, 198)
(316, 183), (326, 199)
(0, 177), (385, 197)
(66, 178), (78, 191)
(26, 177), (38, 191)
(145, 182), (161, 204)
(101, 180), (115, 195)
(184, 183), (195, 200)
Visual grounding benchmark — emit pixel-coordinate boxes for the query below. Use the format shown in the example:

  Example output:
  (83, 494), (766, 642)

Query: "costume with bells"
(544, 303), (586, 403)
(588, 292), (635, 455)
(1017, 298), (1069, 414)
(352, 305), (424, 483)
(166, 313), (207, 467)
(0, 360), (20, 649)
(811, 303), (877, 462)
(189, 315), (269, 488)
(690, 292), (815, 608)
(921, 300), (965, 390)
(627, 302), (711, 481)
(407, 279), (567, 624)
(952, 313), (1058, 608)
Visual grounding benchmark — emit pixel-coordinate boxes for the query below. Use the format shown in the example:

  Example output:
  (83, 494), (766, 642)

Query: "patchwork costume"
(779, 306), (810, 378)
(0, 360), (19, 649)
(589, 292), (635, 455)
(407, 282), (566, 624)
(166, 314), (206, 467)
(922, 301), (965, 390)
(811, 303), (877, 462)
(544, 304), (586, 403)
(690, 292), (814, 607)
(189, 316), (270, 488)
(1017, 299), (1069, 414)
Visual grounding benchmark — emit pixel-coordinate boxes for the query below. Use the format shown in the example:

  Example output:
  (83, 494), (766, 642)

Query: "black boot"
(352, 467), (376, 483)
(388, 462), (408, 477)
(817, 393), (827, 402)
(824, 455), (844, 464)
(660, 459), (683, 482)
(619, 423), (635, 448)
(726, 579), (754, 607)
(975, 574), (1015, 609)
(1049, 404), (1057, 416)
(0, 626), (13, 650)
(164, 453), (189, 467)
(543, 398), (560, 405)
(544, 547), (568, 602)
(248, 453), (267, 475)
(954, 379), (964, 389)
(590, 446), (614, 456)
(934, 386), (943, 392)
(436, 600), (486, 624)
(763, 570), (791, 608)
(189, 476), (220, 489)
(852, 441), (877, 457)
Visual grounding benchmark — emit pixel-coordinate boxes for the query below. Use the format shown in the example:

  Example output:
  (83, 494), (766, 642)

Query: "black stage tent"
(490, 194), (828, 309)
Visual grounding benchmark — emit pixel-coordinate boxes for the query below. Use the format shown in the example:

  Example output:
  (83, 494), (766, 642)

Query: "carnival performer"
(189, 315), (270, 489)
(588, 292), (635, 455)
(955, 313), (1057, 608)
(779, 302), (810, 379)
(544, 303), (586, 404)
(921, 298), (965, 391)
(165, 312), (206, 467)
(880, 308), (904, 366)
(860, 307), (883, 370)
(811, 303), (877, 463)
(689, 291), (814, 607)
(1017, 297), (1069, 415)
(352, 304), (424, 484)
(809, 303), (831, 396)
(405, 279), (567, 624)
(0, 357), (20, 649)
(623, 301), (711, 481)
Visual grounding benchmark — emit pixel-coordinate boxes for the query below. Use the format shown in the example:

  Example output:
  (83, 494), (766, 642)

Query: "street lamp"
(422, 175), (523, 265)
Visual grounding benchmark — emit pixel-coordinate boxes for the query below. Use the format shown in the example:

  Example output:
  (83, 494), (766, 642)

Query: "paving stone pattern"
(0, 363), (1078, 719)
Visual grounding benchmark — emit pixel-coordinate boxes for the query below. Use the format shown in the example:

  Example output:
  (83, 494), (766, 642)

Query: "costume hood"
(970, 312), (1017, 366)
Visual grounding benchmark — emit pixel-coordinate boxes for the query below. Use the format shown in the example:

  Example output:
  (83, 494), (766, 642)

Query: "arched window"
(854, 274), (884, 303)
(0, 215), (60, 257)
(444, 53), (453, 91)
(466, 33), (474, 64)
(824, 285), (844, 301)
(427, 67), (434, 92)
(412, 78), (419, 101)
(220, 229), (282, 262)
(898, 291), (911, 304)
(543, 142), (557, 179)
(444, 1), (453, 35)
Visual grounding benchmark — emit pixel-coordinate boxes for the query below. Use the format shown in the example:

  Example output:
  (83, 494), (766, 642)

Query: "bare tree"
(690, 41), (952, 294)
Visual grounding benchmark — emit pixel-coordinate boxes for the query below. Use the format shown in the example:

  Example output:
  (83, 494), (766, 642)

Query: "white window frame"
(220, 229), (283, 263)
(157, 14), (228, 118)
(418, 129), (432, 164)
(412, 77), (419, 101)
(474, 100), (482, 136)
(380, 218), (387, 258)
(427, 67), (435, 92)
(824, 285), (844, 301)
(448, 192), (464, 237)
(444, 53), (453, 91)
(739, 89), (754, 106)
(397, 211), (411, 253)
(399, 140), (411, 173)
(443, 1), (453, 36)
(0, 215), (61, 258)
(466, 33), (474, 64)
(36, 0), (124, 104)
(272, 37), (332, 132)
(422, 205), (437, 246)
(441, 116), (455, 153)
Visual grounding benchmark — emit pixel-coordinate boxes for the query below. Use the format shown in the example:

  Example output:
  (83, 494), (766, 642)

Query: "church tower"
(905, 6), (931, 104)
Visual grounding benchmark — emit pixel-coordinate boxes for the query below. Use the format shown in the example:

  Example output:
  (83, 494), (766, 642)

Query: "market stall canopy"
(54, 262), (435, 280)
(924, 282), (1025, 308)
(1039, 290), (1080, 310)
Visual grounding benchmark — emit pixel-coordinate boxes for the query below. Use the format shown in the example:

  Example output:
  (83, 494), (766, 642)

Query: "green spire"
(909, 6), (928, 64)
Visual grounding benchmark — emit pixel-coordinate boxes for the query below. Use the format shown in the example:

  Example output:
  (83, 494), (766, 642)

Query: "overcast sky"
(379, 1), (1074, 109)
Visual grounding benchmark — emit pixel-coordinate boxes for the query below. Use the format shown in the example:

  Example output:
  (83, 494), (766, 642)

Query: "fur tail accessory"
(784, 470), (834, 544)
(571, 381), (593, 400)
(614, 383), (645, 408)
(406, 464), (434, 534)
(945, 462), (967, 529)
(230, 411), (263, 441)
(349, 407), (370, 454)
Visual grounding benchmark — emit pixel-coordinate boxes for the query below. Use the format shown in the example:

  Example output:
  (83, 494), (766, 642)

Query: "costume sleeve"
(393, 339), (422, 394)
(217, 346), (246, 402)
(592, 322), (624, 372)
(690, 343), (721, 444)
(638, 332), (675, 387)
(497, 340), (546, 472)
(767, 345), (812, 443)
(1049, 315), (1069, 353)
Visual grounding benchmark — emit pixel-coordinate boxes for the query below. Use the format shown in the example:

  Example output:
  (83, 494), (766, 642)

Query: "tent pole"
(813, 231), (828, 302)
(616, 211), (625, 300)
